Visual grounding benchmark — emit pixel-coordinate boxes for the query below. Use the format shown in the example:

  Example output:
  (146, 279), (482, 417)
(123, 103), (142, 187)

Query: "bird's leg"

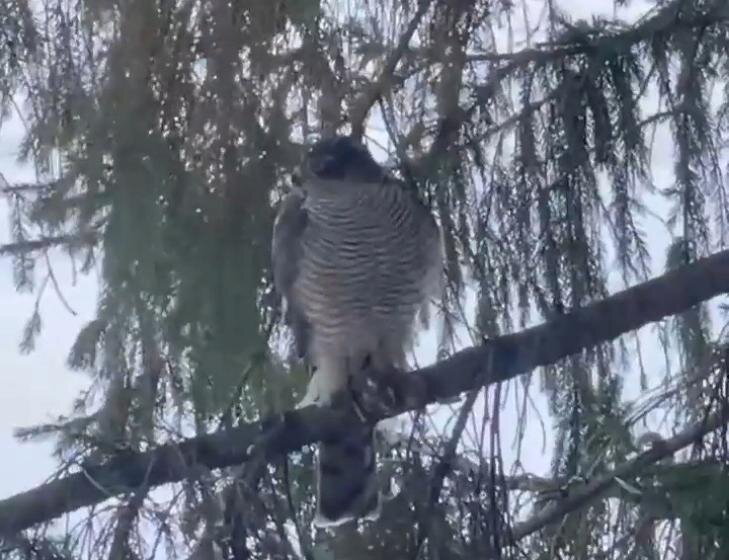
(295, 359), (348, 409)
(296, 367), (321, 409)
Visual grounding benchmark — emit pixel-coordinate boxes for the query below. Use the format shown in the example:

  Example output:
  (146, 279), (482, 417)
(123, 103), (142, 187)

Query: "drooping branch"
(1, 248), (729, 535)
(348, 0), (433, 139)
(410, 0), (729, 176)
(467, 0), (729, 74)
(464, 0), (729, 67)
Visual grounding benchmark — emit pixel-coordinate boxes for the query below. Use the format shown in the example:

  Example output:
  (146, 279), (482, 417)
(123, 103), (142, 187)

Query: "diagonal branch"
(464, 0), (729, 75)
(510, 407), (729, 543)
(1, 248), (729, 535)
(410, 0), (729, 176)
(349, 0), (433, 139)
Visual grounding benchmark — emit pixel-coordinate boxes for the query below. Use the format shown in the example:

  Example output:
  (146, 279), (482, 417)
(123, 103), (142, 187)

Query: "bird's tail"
(314, 424), (380, 527)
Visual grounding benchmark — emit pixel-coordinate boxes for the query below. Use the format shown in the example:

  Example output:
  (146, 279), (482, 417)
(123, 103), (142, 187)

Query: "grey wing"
(271, 190), (310, 359)
(392, 178), (444, 324)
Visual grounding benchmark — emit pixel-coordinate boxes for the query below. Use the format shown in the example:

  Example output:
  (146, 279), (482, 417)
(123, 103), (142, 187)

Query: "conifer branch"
(510, 408), (729, 542)
(0, 248), (728, 536)
(0, 233), (97, 256)
(464, 0), (729, 69)
(412, 0), (729, 175)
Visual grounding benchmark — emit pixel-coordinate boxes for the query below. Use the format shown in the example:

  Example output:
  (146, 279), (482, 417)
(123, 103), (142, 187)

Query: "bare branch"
(1, 248), (729, 535)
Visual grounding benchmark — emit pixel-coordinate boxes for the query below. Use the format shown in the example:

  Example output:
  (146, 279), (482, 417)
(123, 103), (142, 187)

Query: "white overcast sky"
(0, 0), (695, 536)
(0, 113), (97, 498)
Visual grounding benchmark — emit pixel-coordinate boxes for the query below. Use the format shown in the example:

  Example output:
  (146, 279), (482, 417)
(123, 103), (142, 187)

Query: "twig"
(44, 252), (78, 316)
(1, 182), (58, 195)
(349, 0), (433, 139)
(0, 232), (97, 256)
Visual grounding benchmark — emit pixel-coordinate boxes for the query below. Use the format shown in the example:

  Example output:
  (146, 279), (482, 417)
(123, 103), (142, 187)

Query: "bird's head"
(304, 135), (384, 183)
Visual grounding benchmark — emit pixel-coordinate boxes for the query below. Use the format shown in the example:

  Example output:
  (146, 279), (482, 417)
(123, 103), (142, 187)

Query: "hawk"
(271, 135), (442, 526)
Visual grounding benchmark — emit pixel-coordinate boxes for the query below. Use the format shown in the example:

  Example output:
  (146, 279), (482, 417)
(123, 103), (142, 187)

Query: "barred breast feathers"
(294, 176), (443, 355)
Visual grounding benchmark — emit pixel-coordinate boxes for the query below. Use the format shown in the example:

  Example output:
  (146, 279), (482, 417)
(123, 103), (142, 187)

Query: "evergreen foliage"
(2, 0), (729, 558)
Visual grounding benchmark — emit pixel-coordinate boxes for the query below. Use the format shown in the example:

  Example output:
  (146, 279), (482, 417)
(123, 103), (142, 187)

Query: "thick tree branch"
(1, 248), (729, 535)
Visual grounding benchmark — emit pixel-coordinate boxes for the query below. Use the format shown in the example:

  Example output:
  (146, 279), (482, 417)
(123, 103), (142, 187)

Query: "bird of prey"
(271, 135), (442, 526)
